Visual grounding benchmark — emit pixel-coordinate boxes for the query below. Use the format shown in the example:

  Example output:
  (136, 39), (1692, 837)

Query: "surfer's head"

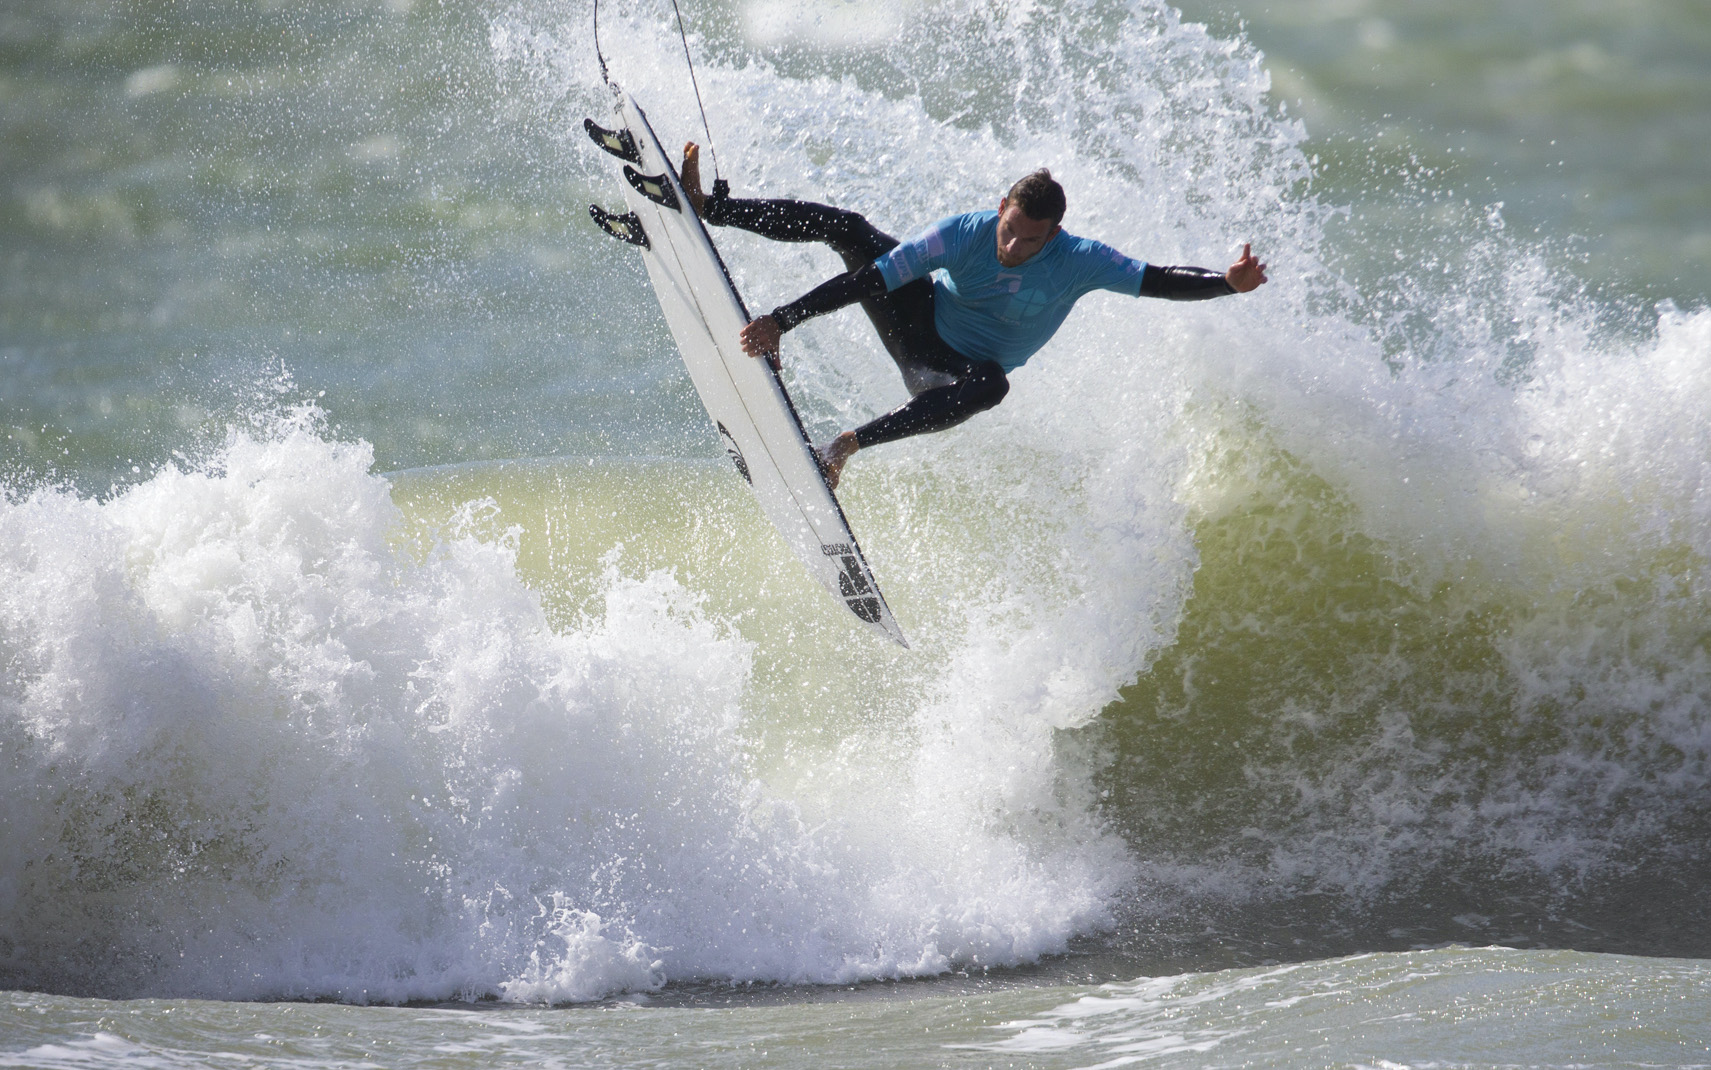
(1005, 169), (1067, 225)
(996, 170), (1065, 267)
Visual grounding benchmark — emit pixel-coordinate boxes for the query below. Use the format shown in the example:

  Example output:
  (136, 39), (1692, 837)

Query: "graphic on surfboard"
(587, 87), (908, 647)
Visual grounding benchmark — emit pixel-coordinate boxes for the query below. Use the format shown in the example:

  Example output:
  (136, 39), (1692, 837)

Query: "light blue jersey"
(873, 210), (1147, 372)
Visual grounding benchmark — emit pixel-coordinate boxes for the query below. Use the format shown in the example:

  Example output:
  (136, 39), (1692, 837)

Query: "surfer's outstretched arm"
(1138, 244), (1269, 299)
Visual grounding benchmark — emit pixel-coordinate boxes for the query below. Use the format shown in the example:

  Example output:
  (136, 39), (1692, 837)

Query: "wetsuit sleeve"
(769, 263), (888, 333)
(1138, 264), (1238, 301)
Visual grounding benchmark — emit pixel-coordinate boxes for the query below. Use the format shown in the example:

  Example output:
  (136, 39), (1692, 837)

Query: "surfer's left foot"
(680, 142), (707, 215)
(816, 431), (860, 490)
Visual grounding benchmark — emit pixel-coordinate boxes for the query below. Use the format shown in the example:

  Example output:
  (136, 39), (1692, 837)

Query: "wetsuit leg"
(704, 198), (895, 271)
(851, 356), (1008, 450)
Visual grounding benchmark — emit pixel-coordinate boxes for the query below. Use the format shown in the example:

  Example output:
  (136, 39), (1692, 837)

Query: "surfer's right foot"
(680, 142), (707, 215)
(816, 431), (860, 491)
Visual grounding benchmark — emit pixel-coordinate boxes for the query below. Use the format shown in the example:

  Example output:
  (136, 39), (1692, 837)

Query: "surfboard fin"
(589, 204), (649, 249)
(584, 118), (641, 163)
(624, 166), (682, 211)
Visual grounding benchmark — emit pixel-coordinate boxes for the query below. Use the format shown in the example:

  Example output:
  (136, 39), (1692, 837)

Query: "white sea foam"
(0, 403), (1124, 1000)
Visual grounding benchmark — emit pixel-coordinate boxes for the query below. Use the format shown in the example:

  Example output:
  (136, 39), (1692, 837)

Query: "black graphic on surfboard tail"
(624, 166), (682, 211)
(589, 204), (649, 248)
(716, 421), (752, 484)
(584, 117), (641, 163)
(823, 543), (883, 623)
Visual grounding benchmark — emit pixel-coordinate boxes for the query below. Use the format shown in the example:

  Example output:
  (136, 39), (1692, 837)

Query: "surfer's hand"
(740, 315), (783, 369)
(1226, 243), (1268, 293)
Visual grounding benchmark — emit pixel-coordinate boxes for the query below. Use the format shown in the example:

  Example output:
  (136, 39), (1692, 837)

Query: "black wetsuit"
(700, 193), (1237, 450)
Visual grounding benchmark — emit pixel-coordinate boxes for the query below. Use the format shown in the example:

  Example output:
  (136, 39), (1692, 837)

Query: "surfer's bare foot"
(680, 142), (706, 215)
(817, 431), (859, 490)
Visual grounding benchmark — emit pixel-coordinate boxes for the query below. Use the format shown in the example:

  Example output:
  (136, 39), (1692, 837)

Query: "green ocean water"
(4, 0), (1710, 1065)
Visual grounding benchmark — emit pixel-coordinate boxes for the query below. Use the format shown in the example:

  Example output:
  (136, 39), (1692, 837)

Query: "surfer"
(679, 144), (1268, 488)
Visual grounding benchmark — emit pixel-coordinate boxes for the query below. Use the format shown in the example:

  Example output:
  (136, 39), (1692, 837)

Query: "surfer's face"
(995, 199), (1061, 267)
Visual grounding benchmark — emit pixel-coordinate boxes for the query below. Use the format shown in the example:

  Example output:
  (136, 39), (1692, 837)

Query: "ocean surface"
(3, 0), (1710, 1065)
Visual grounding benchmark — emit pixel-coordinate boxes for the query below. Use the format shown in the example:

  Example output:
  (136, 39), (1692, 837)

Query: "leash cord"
(670, 0), (719, 179)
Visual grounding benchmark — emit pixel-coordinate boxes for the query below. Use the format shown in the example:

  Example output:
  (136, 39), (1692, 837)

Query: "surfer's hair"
(1006, 169), (1066, 224)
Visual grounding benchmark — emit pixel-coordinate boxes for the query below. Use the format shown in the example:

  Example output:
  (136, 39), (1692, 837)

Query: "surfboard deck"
(587, 86), (907, 647)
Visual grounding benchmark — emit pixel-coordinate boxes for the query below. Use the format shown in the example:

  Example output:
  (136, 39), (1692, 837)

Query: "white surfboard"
(587, 87), (907, 647)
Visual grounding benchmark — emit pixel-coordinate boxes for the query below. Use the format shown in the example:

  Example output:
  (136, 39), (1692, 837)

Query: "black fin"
(583, 118), (640, 163)
(589, 204), (648, 249)
(624, 166), (681, 211)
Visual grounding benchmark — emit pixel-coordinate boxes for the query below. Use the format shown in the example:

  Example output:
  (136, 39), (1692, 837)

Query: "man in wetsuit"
(680, 145), (1268, 487)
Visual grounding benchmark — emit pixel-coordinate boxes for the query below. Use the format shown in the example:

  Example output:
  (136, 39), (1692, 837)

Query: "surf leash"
(592, 0), (722, 186)
(592, 0), (608, 83)
(668, 0), (721, 185)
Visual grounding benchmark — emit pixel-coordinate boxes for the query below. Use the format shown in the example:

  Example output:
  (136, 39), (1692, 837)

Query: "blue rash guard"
(873, 210), (1148, 372)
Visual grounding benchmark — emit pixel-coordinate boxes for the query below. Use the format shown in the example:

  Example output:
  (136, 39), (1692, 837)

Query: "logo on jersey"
(1005, 287), (1052, 319)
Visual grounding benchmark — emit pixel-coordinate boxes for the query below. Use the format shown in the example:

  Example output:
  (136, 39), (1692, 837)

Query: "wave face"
(2, 0), (1708, 1000)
